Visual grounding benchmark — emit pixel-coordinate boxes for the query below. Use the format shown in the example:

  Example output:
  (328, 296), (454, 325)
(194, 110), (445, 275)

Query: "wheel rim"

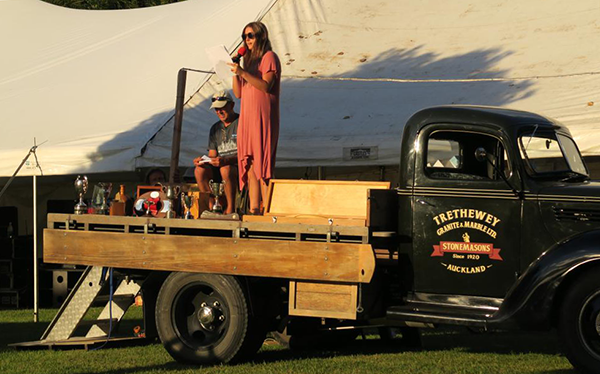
(578, 289), (600, 360)
(172, 282), (229, 350)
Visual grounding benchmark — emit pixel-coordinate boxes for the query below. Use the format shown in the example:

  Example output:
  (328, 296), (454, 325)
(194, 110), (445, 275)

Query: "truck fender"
(492, 230), (600, 329)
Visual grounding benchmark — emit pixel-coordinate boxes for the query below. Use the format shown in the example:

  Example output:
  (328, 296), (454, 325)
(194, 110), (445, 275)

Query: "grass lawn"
(0, 308), (575, 374)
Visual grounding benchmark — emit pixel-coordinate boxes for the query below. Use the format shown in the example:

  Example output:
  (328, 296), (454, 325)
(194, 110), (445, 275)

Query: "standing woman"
(230, 22), (281, 214)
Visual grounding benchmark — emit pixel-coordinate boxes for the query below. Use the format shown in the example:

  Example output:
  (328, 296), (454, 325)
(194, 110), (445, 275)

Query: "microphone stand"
(169, 68), (215, 184)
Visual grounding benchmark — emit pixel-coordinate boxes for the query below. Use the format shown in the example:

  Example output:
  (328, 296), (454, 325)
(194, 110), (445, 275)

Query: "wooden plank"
(43, 230), (375, 284)
(374, 248), (398, 260)
(289, 280), (358, 320)
(48, 213), (368, 235)
(296, 292), (353, 312)
(265, 179), (390, 219)
(242, 221), (368, 236)
(243, 215), (366, 227)
(48, 213), (241, 231)
(295, 281), (355, 294)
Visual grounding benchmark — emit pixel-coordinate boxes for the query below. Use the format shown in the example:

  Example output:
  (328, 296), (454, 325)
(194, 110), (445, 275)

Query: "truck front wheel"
(558, 271), (600, 374)
(155, 272), (257, 365)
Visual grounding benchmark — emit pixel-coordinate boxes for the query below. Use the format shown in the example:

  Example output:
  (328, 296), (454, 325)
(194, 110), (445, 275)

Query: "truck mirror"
(474, 147), (488, 162)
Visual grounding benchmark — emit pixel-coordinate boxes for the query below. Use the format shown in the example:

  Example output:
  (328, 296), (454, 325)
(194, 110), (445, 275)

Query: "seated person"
(194, 90), (239, 214)
(145, 168), (167, 186)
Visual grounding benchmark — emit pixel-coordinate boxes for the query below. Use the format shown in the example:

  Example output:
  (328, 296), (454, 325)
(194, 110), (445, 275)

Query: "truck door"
(412, 125), (522, 298)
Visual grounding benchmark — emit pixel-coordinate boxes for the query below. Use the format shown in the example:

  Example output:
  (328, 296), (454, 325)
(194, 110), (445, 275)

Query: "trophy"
(144, 198), (156, 216)
(161, 184), (181, 219)
(181, 193), (195, 219)
(209, 180), (225, 213)
(96, 182), (113, 215)
(74, 175), (88, 214)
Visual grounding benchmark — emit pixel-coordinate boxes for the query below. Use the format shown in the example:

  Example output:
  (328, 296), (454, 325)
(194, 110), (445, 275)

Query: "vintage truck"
(39, 106), (600, 374)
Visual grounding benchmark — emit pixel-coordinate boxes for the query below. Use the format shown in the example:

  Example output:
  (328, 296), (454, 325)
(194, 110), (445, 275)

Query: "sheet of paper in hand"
(198, 155), (212, 165)
(205, 45), (234, 82)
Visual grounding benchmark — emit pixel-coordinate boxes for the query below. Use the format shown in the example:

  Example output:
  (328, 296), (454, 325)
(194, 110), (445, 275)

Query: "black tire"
(558, 271), (600, 374)
(155, 272), (256, 365)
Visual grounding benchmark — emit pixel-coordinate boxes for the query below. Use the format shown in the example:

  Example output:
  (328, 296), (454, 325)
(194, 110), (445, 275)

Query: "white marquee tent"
(2, 0), (600, 179)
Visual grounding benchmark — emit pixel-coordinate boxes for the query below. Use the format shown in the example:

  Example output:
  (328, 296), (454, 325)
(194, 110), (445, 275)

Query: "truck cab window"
(426, 131), (509, 181)
(518, 131), (588, 178)
(427, 139), (462, 169)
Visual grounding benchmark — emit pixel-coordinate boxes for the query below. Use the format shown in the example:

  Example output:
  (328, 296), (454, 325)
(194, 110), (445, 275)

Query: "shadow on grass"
(77, 328), (576, 374)
(0, 314), (575, 374)
(419, 327), (564, 355)
(0, 321), (50, 350)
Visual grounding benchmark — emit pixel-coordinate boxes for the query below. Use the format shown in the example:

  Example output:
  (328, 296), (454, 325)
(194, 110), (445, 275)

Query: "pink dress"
(237, 50), (281, 189)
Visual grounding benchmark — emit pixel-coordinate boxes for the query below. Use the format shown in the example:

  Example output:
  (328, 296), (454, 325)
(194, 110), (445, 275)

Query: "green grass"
(0, 308), (575, 374)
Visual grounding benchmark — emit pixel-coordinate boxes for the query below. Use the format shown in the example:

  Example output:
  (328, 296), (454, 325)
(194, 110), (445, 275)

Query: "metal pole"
(317, 166), (326, 180)
(33, 173), (39, 323)
(169, 69), (188, 184)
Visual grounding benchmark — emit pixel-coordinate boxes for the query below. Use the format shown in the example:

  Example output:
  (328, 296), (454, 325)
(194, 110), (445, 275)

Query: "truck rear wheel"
(558, 271), (600, 374)
(155, 272), (259, 364)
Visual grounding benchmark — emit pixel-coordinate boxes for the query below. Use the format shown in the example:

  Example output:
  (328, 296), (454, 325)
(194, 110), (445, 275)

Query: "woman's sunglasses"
(211, 96), (229, 102)
(242, 32), (255, 40)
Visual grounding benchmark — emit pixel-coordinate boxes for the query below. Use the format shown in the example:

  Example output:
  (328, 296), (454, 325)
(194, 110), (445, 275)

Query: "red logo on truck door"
(431, 240), (502, 260)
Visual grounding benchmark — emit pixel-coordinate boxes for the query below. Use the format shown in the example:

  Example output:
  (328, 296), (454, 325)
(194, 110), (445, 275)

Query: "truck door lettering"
(432, 240), (502, 260)
(433, 209), (501, 227)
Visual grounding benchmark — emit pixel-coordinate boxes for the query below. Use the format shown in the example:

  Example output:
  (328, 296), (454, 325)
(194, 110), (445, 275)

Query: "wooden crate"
(243, 179), (391, 226)
(289, 280), (358, 320)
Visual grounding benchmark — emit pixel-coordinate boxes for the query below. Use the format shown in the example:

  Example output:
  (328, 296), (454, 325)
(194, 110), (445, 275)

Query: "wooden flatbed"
(44, 213), (375, 284)
(43, 179), (398, 320)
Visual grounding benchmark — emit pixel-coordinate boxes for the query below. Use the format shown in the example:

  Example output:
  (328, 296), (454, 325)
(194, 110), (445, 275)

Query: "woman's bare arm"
(232, 75), (242, 98)
(229, 63), (275, 93)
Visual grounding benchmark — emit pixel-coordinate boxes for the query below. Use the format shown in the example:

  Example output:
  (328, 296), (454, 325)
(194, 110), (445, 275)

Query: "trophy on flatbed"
(74, 175), (88, 214)
(181, 193), (195, 219)
(96, 182), (113, 215)
(161, 184), (181, 219)
(209, 180), (225, 213)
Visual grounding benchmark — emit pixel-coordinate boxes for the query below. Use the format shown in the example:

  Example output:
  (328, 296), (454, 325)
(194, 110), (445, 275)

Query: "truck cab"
(392, 106), (600, 374)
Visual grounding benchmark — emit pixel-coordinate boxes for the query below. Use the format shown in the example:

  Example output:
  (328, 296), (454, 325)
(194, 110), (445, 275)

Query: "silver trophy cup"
(97, 182), (113, 215)
(74, 175), (88, 215)
(181, 193), (195, 219)
(161, 184), (181, 219)
(209, 180), (225, 213)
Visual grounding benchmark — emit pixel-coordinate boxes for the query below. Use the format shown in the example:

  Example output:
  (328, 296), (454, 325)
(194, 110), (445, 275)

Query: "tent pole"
(33, 174), (39, 323)
(169, 69), (187, 184)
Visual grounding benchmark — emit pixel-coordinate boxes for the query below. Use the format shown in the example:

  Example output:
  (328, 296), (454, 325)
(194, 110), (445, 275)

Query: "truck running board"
(386, 303), (497, 328)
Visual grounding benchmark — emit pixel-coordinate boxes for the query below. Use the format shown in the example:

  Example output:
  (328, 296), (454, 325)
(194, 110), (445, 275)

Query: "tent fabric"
(142, 0), (600, 169)
(2, 0), (600, 176)
(0, 0), (274, 177)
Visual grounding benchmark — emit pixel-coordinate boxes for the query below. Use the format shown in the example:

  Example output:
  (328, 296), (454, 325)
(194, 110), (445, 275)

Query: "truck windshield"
(518, 131), (588, 179)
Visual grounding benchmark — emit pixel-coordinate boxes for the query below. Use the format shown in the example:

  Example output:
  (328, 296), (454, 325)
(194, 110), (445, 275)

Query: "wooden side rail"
(43, 229), (376, 284)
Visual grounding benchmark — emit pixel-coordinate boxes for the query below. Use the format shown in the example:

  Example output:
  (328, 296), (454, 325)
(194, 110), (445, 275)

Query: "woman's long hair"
(242, 22), (272, 69)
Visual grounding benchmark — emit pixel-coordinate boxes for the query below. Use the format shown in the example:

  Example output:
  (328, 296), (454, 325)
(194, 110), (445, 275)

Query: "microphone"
(232, 46), (247, 64)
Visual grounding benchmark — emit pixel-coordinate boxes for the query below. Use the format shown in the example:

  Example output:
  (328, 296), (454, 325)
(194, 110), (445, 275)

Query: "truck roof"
(406, 105), (561, 132)
(398, 105), (571, 188)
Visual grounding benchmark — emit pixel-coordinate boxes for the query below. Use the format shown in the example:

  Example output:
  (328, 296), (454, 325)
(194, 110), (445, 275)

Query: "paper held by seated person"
(197, 155), (212, 165)
(205, 45), (234, 82)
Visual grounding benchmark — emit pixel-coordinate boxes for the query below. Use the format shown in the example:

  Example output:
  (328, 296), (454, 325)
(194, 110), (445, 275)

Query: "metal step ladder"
(41, 266), (143, 342)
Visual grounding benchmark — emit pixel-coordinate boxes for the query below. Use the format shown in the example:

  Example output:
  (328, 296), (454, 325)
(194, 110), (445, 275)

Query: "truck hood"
(537, 181), (600, 245)
(537, 180), (600, 201)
